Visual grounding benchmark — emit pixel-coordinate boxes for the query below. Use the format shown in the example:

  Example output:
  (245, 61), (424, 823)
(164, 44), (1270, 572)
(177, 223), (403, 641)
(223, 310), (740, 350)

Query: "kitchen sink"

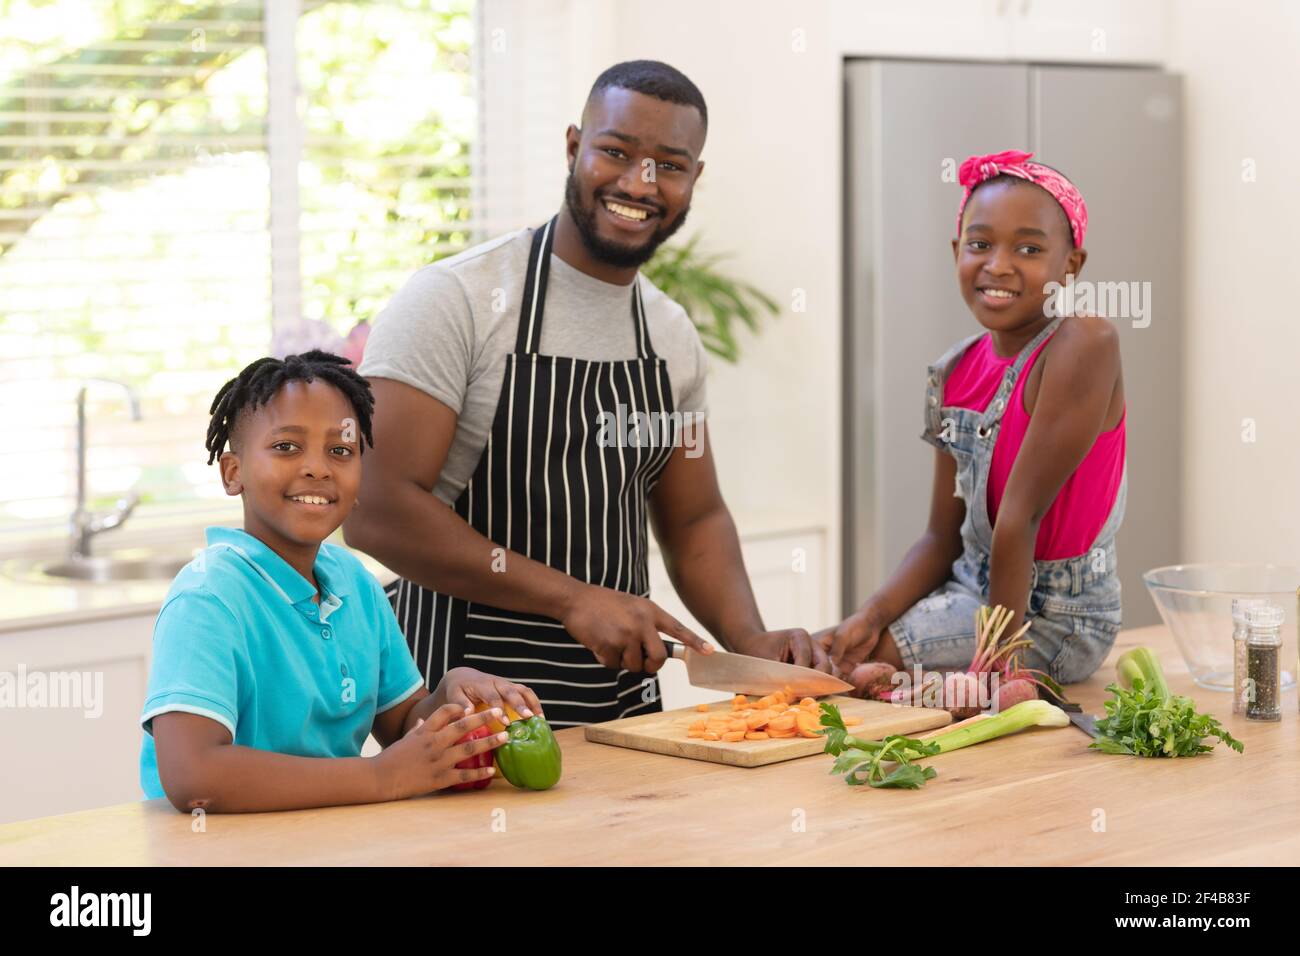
(5, 550), (196, 585)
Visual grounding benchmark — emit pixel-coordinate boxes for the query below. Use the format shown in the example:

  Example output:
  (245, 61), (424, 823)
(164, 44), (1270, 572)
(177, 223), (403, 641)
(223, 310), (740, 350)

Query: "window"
(0, 0), (474, 550)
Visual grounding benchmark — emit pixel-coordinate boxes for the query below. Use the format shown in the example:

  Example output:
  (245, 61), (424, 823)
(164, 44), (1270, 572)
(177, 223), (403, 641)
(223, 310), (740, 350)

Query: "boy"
(139, 350), (544, 812)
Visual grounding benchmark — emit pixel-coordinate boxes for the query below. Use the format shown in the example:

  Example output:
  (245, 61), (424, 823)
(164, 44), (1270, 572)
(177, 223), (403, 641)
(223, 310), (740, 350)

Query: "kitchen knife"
(663, 639), (853, 698)
(1068, 711), (1100, 738)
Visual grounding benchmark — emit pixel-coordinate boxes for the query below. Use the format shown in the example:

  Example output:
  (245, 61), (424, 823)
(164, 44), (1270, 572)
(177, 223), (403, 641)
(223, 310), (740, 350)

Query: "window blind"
(0, 0), (475, 551)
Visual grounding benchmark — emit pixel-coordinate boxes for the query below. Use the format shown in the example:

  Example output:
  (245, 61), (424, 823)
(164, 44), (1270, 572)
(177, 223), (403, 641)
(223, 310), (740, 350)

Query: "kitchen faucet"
(71, 379), (142, 561)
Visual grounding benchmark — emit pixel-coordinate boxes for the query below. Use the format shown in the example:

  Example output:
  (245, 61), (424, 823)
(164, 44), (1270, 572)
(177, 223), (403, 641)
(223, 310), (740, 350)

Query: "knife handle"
(663, 638), (688, 660)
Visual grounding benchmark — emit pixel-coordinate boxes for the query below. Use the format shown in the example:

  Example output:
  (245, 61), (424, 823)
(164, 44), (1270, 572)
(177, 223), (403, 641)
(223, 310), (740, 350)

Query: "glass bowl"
(1143, 563), (1299, 691)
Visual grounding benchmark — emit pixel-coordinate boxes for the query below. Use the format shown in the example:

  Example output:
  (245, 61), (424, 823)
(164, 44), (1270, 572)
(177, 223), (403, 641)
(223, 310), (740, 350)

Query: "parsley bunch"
(820, 703), (940, 789)
(1090, 677), (1244, 757)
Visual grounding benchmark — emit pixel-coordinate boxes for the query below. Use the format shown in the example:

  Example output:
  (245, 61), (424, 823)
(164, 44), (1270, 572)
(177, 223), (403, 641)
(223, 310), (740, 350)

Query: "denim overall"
(887, 314), (1126, 684)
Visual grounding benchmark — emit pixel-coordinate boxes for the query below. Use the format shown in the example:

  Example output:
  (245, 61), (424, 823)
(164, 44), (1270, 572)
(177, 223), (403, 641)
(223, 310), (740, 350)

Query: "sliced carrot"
(684, 701), (845, 743)
(795, 711), (820, 732)
(795, 713), (822, 738)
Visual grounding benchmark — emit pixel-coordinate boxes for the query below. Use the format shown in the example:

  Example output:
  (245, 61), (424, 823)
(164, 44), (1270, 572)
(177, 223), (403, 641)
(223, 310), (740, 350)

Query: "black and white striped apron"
(385, 217), (679, 727)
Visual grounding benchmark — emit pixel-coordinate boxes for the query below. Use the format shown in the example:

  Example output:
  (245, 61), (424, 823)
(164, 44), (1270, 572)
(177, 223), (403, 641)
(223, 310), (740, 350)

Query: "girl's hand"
(827, 604), (891, 674)
(375, 704), (506, 801)
(437, 667), (544, 720)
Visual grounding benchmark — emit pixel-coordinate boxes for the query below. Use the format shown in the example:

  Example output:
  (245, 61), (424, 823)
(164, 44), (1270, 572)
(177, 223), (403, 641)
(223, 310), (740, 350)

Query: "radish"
(849, 661), (897, 698)
(885, 673), (940, 706)
(991, 676), (1039, 713)
(942, 671), (984, 716)
(940, 604), (1071, 717)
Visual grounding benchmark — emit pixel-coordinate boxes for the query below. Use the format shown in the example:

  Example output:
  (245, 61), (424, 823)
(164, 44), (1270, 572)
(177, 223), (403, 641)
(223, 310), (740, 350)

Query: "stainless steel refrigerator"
(842, 59), (1183, 627)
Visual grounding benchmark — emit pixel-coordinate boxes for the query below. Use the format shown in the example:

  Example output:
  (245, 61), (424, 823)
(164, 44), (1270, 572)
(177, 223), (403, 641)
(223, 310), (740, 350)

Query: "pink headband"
(956, 149), (1088, 248)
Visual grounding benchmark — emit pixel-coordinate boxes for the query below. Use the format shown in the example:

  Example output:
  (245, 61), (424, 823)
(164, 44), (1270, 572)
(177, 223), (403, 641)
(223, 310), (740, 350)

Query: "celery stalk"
(818, 699), (1069, 789)
(926, 699), (1070, 755)
(1094, 647), (1243, 757)
(1115, 647), (1170, 700)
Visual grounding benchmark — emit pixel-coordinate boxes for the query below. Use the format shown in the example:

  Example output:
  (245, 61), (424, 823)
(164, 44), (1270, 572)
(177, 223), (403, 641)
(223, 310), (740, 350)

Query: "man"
(346, 60), (820, 728)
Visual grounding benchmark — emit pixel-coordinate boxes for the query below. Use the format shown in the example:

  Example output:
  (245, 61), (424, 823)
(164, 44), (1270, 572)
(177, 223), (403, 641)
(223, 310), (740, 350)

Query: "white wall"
(1167, 0), (1300, 564)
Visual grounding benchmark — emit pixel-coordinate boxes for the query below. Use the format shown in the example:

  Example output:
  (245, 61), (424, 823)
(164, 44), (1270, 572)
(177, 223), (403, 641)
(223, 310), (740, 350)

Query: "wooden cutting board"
(584, 696), (952, 768)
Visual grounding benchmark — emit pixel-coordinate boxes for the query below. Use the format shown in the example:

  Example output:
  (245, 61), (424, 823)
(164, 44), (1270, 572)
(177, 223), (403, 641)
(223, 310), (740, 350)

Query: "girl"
(825, 150), (1126, 689)
(139, 350), (545, 812)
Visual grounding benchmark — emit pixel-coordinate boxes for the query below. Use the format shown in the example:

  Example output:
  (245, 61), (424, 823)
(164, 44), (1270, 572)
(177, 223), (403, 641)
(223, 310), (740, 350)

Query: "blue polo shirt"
(139, 526), (425, 800)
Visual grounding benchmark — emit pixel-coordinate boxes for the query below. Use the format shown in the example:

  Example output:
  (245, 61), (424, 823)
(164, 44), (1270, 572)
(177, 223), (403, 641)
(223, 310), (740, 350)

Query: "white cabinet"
(0, 613), (155, 825)
(832, 0), (1013, 59)
(830, 0), (1168, 63)
(1009, 0), (1168, 63)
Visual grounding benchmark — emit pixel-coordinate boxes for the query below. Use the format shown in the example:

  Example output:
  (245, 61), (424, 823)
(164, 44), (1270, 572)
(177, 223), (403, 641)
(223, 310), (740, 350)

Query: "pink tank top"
(944, 331), (1125, 560)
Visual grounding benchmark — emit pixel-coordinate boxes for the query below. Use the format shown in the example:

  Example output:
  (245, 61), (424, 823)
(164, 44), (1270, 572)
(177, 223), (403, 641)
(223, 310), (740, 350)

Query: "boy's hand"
(437, 667), (544, 720)
(375, 704), (506, 801)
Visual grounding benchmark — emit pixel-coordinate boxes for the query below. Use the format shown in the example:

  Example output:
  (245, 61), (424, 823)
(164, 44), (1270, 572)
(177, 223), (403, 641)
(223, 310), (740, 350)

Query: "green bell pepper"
(494, 714), (562, 790)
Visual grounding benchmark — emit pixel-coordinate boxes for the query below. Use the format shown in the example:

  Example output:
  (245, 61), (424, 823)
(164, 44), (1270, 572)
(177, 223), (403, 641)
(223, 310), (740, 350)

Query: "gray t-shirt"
(359, 227), (710, 505)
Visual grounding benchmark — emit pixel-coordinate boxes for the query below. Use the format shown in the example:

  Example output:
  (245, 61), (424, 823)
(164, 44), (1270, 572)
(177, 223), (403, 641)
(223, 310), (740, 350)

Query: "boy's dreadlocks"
(205, 350), (375, 465)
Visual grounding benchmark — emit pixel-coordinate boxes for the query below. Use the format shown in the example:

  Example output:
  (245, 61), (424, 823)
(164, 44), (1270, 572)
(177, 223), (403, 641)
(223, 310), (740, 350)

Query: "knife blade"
(1068, 711), (1100, 738)
(664, 639), (853, 698)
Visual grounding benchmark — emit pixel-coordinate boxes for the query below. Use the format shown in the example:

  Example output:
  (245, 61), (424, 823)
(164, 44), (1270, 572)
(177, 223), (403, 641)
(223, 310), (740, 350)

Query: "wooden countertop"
(2, 625), (1296, 866)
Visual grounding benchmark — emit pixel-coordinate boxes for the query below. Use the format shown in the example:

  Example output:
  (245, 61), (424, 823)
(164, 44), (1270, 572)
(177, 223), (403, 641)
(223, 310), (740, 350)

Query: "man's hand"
(732, 627), (830, 672)
(430, 667), (544, 722)
(560, 583), (715, 673)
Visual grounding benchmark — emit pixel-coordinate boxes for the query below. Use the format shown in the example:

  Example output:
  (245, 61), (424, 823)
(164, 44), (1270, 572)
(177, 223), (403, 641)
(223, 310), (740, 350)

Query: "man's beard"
(563, 169), (690, 270)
